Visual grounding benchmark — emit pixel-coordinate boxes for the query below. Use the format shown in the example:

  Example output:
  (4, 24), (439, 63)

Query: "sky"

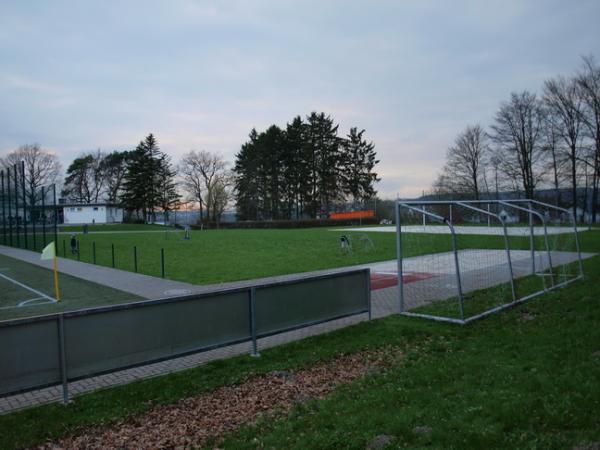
(1, 0), (599, 199)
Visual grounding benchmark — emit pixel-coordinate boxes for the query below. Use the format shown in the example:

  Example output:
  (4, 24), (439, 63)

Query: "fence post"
(111, 243), (115, 268)
(160, 248), (165, 278)
(76, 240), (80, 261)
(41, 185), (46, 247)
(134, 246), (138, 273)
(14, 164), (19, 248)
(21, 161), (28, 250)
(366, 269), (372, 320)
(92, 241), (96, 264)
(57, 314), (69, 405)
(7, 167), (13, 246)
(1, 171), (6, 246)
(501, 221), (517, 302)
(249, 287), (260, 357)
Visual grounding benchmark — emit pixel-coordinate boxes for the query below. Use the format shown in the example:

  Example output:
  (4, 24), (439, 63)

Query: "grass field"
(0, 253), (141, 321)
(0, 230), (597, 449)
(55, 227), (534, 284)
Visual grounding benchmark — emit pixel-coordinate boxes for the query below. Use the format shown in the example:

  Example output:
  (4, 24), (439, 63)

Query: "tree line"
(434, 55), (600, 222)
(234, 112), (379, 220)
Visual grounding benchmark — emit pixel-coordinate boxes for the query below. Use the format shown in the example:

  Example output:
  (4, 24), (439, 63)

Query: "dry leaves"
(36, 347), (401, 450)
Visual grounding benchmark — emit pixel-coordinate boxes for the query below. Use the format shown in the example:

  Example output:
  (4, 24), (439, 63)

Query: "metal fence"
(0, 163), (59, 251)
(395, 199), (584, 324)
(0, 268), (370, 402)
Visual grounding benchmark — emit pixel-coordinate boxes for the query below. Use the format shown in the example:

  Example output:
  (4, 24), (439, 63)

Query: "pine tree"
(340, 127), (380, 206)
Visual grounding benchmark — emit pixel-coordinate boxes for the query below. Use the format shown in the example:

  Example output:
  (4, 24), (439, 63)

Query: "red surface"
(370, 272), (436, 291)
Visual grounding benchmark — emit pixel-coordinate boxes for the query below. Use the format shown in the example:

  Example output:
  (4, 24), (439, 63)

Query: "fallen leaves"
(37, 347), (401, 450)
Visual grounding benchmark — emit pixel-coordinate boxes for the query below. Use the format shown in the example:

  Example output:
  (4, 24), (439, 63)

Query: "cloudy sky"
(1, 1), (599, 198)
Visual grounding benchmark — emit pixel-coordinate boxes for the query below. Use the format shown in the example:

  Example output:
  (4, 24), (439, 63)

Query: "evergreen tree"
(340, 127), (380, 206)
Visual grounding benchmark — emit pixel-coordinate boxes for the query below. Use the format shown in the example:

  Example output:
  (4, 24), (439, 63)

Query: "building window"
(93, 207), (98, 211)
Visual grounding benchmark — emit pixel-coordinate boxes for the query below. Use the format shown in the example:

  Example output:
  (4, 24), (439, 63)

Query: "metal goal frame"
(394, 199), (584, 324)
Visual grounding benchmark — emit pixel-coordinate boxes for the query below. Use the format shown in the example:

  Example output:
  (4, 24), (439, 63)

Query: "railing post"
(57, 314), (69, 405)
(160, 248), (165, 278)
(92, 241), (96, 264)
(111, 243), (115, 268)
(134, 246), (138, 273)
(249, 287), (260, 357)
(366, 269), (372, 320)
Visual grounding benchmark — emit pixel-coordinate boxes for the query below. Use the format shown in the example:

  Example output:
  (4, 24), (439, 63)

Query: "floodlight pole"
(21, 161), (28, 250)
(1, 170), (6, 245)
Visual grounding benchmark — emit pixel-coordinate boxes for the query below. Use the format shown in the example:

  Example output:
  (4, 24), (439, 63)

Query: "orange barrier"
(329, 210), (375, 220)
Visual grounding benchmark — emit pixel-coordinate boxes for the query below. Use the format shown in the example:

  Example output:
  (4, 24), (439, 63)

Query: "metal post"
(1, 171), (5, 245)
(134, 246), (138, 272)
(448, 221), (465, 321)
(21, 161), (28, 250)
(160, 248), (165, 278)
(395, 201), (404, 313)
(449, 203), (453, 223)
(111, 243), (115, 268)
(366, 269), (372, 320)
(53, 184), (58, 247)
(572, 210), (584, 278)
(6, 168), (12, 246)
(92, 241), (96, 264)
(41, 186), (47, 247)
(57, 314), (69, 404)
(528, 201), (535, 275)
(14, 165), (19, 247)
(76, 240), (80, 261)
(487, 203), (491, 227)
(541, 219), (555, 289)
(501, 221), (517, 301)
(422, 205), (426, 227)
(249, 287), (260, 357)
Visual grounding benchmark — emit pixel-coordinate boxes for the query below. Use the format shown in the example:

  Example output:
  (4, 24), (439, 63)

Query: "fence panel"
(0, 318), (61, 395)
(63, 291), (251, 379)
(255, 270), (369, 336)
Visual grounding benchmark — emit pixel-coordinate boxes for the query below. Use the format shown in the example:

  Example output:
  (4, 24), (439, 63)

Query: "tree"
(156, 154), (180, 222)
(339, 127), (379, 206)
(439, 124), (488, 200)
(179, 150), (229, 223)
(121, 134), (164, 222)
(543, 76), (585, 214)
(1, 144), (61, 207)
(102, 151), (131, 204)
(577, 55), (600, 222)
(489, 91), (544, 199)
(62, 150), (105, 203)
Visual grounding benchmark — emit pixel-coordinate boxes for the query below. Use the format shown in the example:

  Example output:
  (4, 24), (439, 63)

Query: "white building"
(62, 204), (123, 224)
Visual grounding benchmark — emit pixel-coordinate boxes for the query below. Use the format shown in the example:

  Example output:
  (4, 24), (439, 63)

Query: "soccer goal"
(394, 199), (585, 324)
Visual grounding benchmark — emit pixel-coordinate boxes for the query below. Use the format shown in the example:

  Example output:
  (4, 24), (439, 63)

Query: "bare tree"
(178, 150), (229, 223)
(489, 91), (545, 199)
(577, 55), (600, 222)
(540, 108), (566, 206)
(440, 124), (488, 200)
(1, 144), (61, 206)
(543, 76), (586, 215)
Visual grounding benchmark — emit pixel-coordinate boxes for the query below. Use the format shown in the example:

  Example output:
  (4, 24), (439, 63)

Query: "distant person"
(70, 234), (78, 255)
(340, 235), (351, 253)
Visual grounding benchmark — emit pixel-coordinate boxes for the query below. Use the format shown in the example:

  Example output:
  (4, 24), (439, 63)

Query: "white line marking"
(0, 272), (56, 302)
(18, 296), (49, 306)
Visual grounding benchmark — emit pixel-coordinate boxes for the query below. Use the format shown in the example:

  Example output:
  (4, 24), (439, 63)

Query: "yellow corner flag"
(41, 242), (61, 302)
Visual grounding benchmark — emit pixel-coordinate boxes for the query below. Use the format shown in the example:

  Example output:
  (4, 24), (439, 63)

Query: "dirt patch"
(39, 347), (401, 450)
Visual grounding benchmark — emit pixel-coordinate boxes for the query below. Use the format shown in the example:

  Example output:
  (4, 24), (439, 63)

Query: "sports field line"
(0, 272), (56, 303)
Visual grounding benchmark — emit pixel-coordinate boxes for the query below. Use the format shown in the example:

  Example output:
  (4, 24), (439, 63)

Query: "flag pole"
(53, 253), (61, 301)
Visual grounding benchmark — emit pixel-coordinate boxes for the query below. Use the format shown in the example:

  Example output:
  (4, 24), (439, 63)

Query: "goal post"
(395, 199), (585, 324)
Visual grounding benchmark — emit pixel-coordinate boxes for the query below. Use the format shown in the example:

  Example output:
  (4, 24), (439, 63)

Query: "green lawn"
(56, 227), (533, 284)
(0, 253), (141, 321)
(0, 232), (598, 449)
